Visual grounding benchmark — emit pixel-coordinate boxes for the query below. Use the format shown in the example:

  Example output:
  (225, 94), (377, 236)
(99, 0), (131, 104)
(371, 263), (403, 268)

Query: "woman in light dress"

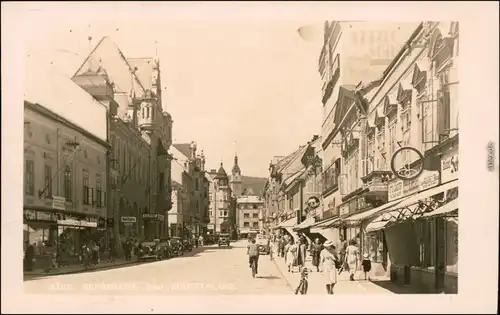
(320, 240), (340, 294)
(284, 239), (297, 272)
(345, 239), (359, 281)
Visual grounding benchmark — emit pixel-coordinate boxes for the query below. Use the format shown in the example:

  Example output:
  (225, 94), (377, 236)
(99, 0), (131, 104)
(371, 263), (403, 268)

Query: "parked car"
(168, 237), (184, 256)
(158, 239), (171, 259)
(182, 239), (193, 252)
(218, 233), (231, 247)
(255, 234), (270, 255)
(137, 241), (161, 261)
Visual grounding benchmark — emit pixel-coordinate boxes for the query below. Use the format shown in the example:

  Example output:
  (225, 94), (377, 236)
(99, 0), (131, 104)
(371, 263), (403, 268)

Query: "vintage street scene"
(21, 18), (459, 296)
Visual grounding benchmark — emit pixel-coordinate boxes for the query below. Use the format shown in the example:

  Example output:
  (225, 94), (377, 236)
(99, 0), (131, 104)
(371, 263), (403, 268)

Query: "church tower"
(230, 154), (242, 197)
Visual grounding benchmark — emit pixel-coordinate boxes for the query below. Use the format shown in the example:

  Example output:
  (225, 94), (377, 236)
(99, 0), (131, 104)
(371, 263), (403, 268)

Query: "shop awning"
(293, 216), (316, 231)
(342, 197), (409, 224)
(278, 217), (297, 228)
(421, 198), (459, 219)
(365, 180), (459, 233)
(310, 217), (340, 233)
(395, 179), (458, 210)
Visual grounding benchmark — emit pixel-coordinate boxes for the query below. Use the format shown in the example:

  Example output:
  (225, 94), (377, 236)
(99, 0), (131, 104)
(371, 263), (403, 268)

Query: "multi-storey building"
(72, 37), (173, 242)
(314, 21), (420, 246)
(236, 195), (264, 238)
(317, 22), (459, 293)
(206, 164), (233, 234)
(23, 69), (110, 268)
(171, 142), (208, 238)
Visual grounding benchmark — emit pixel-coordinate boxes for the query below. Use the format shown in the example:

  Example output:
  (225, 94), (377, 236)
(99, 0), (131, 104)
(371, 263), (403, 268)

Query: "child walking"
(362, 253), (372, 280)
(294, 268), (309, 294)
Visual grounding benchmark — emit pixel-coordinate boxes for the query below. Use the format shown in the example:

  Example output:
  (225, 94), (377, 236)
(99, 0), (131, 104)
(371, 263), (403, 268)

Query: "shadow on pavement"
(256, 275), (281, 280)
(369, 280), (424, 294)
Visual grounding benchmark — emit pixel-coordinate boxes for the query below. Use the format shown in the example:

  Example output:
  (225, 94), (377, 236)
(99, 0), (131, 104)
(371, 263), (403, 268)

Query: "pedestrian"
(92, 242), (100, 265)
(362, 253), (372, 280)
(297, 237), (307, 272)
(294, 268), (309, 295)
(24, 241), (35, 271)
(339, 236), (348, 268)
(285, 239), (297, 272)
(320, 240), (340, 294)
(279, 237), (286, 258)
(311, 238), (323, 272)
(345, 239), (360, 281)
(198, 235), (204, 247)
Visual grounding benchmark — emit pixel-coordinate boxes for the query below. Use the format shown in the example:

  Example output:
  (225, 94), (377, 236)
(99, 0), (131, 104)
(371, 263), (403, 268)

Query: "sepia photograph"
(2, 1), (499, 314)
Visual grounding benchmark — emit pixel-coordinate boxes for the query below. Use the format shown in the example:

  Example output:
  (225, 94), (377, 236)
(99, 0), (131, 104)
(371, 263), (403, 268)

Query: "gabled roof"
(332, 85), (357, 128)
(172, 143), (192, 159)
(215, 163), (228, 179)
(72, 37), (146, 97)
(241, 176), (267, 196)
(276, 145), (306, 174)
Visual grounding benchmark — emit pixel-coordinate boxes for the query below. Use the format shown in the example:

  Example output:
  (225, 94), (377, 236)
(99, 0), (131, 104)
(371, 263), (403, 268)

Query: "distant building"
(206, 164), (233, 234)
(236, 195), (265, 238)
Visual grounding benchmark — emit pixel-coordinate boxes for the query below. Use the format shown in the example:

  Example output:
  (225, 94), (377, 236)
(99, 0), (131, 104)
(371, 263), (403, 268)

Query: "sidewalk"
(24, 257), (138, 280)
(272, 251), (399, 294)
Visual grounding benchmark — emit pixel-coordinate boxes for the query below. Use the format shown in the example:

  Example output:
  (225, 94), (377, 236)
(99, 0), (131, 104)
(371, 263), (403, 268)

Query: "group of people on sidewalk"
(272, 234), (372, 294)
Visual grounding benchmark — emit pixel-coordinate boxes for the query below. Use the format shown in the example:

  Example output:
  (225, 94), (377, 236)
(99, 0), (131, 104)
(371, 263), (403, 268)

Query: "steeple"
(232, 154), (241, 176)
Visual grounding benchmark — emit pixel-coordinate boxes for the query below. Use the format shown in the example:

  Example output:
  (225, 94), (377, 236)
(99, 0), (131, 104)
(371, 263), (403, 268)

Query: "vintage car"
(182, 239), (193, 252)
(137, 241), (162, 261)
(168, 237), (184, 256)
(256, 234), (270, 255)
(158, 239), (171, 259)
(218, 233), (231, 247)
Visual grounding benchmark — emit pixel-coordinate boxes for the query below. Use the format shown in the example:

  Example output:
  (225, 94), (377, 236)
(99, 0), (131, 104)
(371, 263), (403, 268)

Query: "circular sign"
(306, 196), (321, 209)
(390, 146), (425, 181)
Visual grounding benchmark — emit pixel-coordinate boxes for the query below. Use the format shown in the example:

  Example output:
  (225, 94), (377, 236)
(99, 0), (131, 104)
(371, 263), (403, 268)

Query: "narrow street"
(24, 241), (291, 295)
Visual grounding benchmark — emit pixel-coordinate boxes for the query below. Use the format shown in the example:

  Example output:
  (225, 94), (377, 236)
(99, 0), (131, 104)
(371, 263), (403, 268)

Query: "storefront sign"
(306, 196), (321, 210)
(52, 196), (66, 211)
(23, 209), (57, 222)
(441, 152), (459, 183)
(121, 216), (137, 223)
(143, 213), (164, 221)
(388, 170), (440, 201)
(58, 218), (81, 226)
(157, 214), (165, 221)
(363, 181), (388, 192)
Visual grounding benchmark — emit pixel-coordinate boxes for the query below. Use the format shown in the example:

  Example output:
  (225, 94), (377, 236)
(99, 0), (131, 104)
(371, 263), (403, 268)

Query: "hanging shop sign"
(388, 170), (440, 202)
(441, 151), (459, 184)
(121, 216), (137, 223)
(306, 196), (321, 210)
(51, 196), (66, 211)
(23, 209), (58, 223)
(142, 213), (165, 221)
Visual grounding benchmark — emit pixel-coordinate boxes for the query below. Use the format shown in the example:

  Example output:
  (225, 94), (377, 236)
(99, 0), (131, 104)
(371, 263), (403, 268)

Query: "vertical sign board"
(440, 150), (459, 184)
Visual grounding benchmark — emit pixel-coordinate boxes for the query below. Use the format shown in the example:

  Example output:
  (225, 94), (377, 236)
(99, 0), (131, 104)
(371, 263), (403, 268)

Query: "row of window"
(208, 210), (229, 217)
(25, 160), (106, 207)
(243, 222), (260, 228)
(238, 204), (261, 210)
(243, 213), (259, 219)
(110, 134), (151, 186)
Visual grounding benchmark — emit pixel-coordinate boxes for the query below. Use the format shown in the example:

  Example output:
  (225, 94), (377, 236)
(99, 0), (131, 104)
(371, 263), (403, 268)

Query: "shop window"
(64, 166), (72, 201)
(415, 220), (434, 268)
(43, 164), (52, 198)
(25, 160), (35, 196)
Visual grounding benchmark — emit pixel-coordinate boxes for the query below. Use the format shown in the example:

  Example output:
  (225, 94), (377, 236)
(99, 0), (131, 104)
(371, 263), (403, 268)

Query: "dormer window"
(429, 30), (454, 72)
(411, 64), (427, 96)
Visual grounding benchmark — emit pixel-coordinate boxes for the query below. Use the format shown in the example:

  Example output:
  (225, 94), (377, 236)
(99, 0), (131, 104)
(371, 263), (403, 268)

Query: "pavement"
(271, 248), (401, 294)
(23, 240), (291, 295)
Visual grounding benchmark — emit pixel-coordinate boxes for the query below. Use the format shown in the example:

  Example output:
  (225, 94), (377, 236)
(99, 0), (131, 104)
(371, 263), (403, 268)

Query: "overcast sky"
(21, 5), (324, 177)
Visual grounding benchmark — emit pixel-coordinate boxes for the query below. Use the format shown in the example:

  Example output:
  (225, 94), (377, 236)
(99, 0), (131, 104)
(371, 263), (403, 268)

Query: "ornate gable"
(374, 106), (385, 126)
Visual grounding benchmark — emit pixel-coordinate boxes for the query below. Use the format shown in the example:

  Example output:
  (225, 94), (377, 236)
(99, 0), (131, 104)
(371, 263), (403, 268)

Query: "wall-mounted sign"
(362, 180), (388, 192)
(121, 216), (137, 223)
(80, 220), (98, 228)
(52, 196), (66, 211)
(390, 146), (425, 181)
(58, 218), (81, 227)
(388, 170), (440, 202)
(23, 209), (58, 222)
(441, 151), (459, 184)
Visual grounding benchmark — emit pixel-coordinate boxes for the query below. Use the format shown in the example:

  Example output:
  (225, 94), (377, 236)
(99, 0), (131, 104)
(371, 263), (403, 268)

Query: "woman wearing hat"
(345, 239), (360, 281)
(320, 240), (340, 294)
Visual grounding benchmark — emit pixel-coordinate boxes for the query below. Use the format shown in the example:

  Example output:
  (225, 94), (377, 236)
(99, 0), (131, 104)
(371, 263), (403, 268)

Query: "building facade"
(72, 37), (173, 243)
(206, 164), (233, 235)
(311, 21), (459, 293)
(171, 142), (208, 238)
(23, 100), (109, 268)
(236, 195), (264, 238)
